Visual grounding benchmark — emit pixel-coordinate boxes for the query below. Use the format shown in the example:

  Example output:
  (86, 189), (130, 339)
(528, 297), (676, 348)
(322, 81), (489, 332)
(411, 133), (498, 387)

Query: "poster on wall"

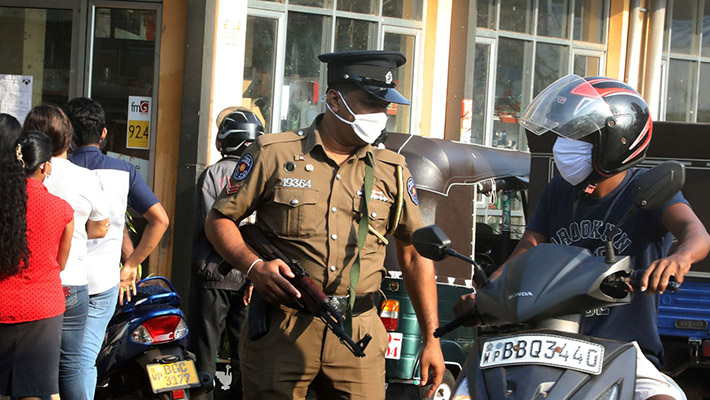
(0, 74), (33, 124)
(126, 95), (151, 150)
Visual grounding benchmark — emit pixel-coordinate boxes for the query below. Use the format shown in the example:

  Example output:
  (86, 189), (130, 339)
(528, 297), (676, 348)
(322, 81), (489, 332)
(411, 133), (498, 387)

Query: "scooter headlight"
(131, 315), (188, 344)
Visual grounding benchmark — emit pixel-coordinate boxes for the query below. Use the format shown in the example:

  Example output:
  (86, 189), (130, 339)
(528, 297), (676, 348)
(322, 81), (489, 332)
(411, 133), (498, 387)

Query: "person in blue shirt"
(64, 97), (169, 400)
(455, 75), (710, 400)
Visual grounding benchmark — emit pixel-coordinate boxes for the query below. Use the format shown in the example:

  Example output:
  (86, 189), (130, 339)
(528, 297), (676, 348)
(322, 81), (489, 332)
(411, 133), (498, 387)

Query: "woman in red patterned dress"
(0, 131), (74, 400)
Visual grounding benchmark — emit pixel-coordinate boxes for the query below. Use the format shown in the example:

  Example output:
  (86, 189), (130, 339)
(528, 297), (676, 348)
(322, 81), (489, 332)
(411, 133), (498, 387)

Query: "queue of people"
(0, 97), (168, 400)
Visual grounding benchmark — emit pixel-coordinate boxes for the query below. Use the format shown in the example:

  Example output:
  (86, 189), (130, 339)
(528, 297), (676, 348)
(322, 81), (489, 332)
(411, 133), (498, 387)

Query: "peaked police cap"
(318, 50), (410, 105)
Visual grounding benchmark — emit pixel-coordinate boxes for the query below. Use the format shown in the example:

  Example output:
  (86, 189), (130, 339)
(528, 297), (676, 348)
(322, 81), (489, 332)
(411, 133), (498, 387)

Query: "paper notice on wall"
(126, 96), (152, 150)
(0, 74), (33, 124)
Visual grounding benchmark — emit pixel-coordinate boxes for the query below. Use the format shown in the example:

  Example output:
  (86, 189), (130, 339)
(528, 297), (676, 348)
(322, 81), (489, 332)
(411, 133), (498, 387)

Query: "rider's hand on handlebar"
(640, 252), (692, 294)
(247, 259), (301, 304)
(453, 293), (480, 326)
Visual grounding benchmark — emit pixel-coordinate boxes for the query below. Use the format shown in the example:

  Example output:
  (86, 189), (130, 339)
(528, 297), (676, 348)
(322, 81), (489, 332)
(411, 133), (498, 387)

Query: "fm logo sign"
(130, 100), (150, 114)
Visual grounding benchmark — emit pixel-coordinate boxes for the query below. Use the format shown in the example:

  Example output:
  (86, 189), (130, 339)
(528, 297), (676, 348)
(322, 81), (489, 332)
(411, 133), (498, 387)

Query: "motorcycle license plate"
(146, 360), (200, 393)
(479, 334), (604, 375)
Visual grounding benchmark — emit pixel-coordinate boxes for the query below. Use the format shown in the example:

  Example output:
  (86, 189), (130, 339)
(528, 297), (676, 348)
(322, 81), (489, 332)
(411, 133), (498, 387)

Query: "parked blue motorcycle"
(95, 276), (213, 399)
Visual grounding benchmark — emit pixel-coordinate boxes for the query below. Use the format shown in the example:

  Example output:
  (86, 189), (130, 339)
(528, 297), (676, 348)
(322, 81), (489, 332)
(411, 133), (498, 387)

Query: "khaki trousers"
(239, 304), (388, 400)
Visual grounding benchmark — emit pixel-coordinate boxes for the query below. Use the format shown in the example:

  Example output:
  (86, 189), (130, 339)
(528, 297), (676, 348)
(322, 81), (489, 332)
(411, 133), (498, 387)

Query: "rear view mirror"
(632, 161), (685, 211)
(412, 225), (452, 261)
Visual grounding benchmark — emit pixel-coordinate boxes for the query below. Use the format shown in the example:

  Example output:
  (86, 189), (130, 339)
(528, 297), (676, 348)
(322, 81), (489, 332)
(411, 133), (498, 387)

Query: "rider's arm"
(641, 202), (710, 293)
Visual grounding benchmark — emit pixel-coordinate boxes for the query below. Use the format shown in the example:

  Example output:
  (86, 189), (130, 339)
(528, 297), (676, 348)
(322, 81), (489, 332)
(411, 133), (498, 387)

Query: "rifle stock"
(239, 224), (372, 357)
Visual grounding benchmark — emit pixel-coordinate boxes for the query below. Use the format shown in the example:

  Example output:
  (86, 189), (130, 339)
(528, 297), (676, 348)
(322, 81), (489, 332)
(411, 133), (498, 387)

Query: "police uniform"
(211, 50), (423, 400)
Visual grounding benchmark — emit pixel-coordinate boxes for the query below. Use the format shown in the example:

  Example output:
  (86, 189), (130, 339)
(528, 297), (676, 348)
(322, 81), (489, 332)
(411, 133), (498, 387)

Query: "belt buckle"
(326, 295), (348, 315)
(62, 286), (71, 297)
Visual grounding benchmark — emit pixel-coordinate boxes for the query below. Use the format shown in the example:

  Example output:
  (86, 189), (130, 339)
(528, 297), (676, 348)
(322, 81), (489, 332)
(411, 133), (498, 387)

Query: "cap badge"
(385, 71), (393, 85)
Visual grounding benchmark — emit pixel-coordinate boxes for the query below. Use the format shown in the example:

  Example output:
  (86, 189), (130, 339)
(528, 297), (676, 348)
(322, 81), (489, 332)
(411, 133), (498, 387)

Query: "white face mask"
(553, 136), (594, 186)
(325, 91), (388, 144)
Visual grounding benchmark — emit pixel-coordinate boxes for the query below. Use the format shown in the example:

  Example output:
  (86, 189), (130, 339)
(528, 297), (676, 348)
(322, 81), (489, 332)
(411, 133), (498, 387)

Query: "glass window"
(534, 43), (569, 96)
(383, 32), (415, 133)
(702, 3), (710, 57)
(574, 0), (605, 44)
(573, 54), (600, 76)
(499, 0), (533, 34)
(90, 8), (157, 161)
(335, 18), (376, 51)
(665, 59), (696, 122)
(282, 12), (329, 131)
(493, 38), (530, 150)
(468, 43), (490, 145)
(243, 16), (278, 132)
(289, 0), (333, 9)
(0, 7), (72, 120)
(697, 62), (710, 122)
(537, 0), (569, 38)
(382, 0), (423, 20)
(338, 0), (377, 15)
(670, 0), (698, 55)
(477, 0), (496, 29)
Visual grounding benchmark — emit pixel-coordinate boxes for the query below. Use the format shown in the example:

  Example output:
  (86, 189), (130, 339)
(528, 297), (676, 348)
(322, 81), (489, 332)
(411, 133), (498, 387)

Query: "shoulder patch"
(374, 148), (407, 166)
(407, 177), (419, 206)
(232, 153), (254, 181)
(257, 131), (307, 148)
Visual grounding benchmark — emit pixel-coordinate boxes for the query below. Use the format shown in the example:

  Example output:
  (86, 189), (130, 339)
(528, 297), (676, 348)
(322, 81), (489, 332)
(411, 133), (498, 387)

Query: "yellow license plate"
(146, 360), (200, 393)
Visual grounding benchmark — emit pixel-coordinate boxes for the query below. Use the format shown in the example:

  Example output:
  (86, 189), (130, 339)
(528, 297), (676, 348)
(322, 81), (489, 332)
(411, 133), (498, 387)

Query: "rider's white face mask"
(553, 136), (594, 186)
(325, 91), (388, 144)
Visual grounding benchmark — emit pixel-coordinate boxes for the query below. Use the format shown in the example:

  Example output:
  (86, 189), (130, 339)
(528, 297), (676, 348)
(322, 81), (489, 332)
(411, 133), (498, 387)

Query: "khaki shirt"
(212, 115), (424, 296)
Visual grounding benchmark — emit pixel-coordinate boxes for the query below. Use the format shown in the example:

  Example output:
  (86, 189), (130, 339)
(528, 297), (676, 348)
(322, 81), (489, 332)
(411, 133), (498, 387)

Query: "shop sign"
(127, 96), (151, 149)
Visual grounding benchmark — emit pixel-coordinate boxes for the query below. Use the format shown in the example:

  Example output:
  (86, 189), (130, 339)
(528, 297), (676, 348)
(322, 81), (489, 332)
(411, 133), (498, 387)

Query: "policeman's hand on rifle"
(247, 258), (302, 304)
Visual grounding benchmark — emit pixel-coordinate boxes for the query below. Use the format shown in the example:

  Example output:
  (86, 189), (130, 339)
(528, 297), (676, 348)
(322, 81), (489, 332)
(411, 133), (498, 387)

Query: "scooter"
(412, 161), (685, 400)
(95, 276), (213, 399)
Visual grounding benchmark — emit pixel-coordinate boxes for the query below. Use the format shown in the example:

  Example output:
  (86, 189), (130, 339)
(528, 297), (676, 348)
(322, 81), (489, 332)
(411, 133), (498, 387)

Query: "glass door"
(0, 4), (76, 123)
(243, 10), (284, 133)
(86, 1), (160, 183)
(383, 27), (419, 134)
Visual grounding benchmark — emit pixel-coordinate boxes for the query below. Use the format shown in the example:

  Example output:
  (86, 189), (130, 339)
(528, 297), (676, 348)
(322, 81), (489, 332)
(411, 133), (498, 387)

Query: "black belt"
(285, 292), (377, 317)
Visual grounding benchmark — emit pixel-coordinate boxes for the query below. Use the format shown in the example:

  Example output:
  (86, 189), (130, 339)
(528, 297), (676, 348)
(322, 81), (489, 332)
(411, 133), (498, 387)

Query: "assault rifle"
(239, 224), (372, 358)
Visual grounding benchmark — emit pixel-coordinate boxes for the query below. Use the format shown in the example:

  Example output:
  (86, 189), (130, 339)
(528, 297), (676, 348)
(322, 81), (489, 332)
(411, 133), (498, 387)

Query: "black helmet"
(521, 74), (652, 179)
(217, 109), (265, 156)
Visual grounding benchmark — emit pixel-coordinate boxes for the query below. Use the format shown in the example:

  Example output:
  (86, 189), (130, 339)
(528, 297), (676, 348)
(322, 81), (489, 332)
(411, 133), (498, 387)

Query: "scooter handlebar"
(434, 308), (479, 338)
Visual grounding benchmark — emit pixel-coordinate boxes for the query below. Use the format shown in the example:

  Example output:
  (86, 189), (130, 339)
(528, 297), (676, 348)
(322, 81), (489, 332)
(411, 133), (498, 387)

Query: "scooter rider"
(455, 75), (710, 400)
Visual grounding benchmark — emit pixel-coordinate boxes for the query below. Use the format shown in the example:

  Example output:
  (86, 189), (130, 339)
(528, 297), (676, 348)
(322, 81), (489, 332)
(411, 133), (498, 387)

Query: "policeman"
(205, 50), (444, 400)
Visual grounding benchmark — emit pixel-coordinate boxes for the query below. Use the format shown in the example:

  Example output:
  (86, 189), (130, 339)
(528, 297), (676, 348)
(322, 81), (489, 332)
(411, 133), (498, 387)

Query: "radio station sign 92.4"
(127, 96), (152, 150)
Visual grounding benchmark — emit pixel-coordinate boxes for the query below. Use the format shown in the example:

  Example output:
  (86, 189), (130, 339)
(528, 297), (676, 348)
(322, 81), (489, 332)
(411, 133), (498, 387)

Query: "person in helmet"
(455, 75), (710, 400)
(190, 106), (265, 400)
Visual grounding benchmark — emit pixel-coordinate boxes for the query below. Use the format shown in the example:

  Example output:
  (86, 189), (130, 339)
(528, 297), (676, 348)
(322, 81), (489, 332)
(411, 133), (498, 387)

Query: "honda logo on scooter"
(508, 291), (533, 300)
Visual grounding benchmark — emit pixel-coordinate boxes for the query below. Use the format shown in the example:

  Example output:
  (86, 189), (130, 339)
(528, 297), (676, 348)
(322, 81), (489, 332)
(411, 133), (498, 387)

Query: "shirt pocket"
(266, 186), (320, 237)
(352, 196), (392, 250)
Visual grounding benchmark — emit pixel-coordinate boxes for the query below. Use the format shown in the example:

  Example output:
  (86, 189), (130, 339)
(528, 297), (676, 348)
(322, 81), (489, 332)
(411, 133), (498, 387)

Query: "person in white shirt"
(23, 103), (109, 400)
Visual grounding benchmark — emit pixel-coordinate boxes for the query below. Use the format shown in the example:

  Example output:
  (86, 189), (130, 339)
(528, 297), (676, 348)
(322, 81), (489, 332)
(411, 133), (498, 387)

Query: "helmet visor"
(519, 74), (613, 140)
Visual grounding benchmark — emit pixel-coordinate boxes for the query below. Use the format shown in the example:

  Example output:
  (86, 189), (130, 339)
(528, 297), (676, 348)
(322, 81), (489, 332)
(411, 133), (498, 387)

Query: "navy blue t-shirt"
(527, 168), (688, 368)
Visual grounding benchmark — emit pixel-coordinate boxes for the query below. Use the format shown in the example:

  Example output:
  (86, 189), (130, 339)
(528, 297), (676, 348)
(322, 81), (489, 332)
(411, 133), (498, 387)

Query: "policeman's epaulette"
(373, 147), (406, 166)
(255, 131), (307, 148)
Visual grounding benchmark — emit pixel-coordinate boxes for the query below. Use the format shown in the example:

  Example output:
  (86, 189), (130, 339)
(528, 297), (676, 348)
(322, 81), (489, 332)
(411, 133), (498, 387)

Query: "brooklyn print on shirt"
(549, 219), (632, 256)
